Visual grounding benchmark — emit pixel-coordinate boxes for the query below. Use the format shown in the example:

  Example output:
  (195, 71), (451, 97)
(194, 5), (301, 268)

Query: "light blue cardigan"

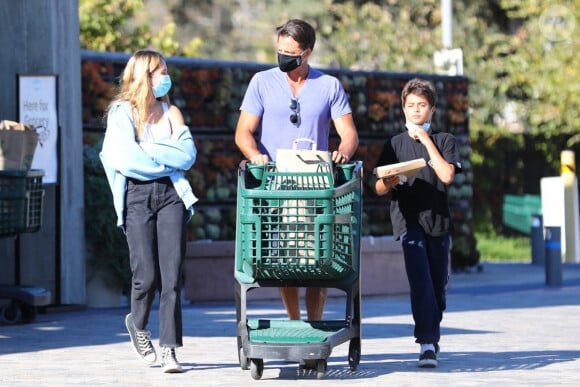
(100, 101), (198, 228)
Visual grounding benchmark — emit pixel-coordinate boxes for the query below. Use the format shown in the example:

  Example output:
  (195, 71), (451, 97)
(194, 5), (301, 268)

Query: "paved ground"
(1, 262), (580, 386)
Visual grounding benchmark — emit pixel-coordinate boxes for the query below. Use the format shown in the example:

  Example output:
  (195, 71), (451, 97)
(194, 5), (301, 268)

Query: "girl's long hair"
(107, 49), (170, 140)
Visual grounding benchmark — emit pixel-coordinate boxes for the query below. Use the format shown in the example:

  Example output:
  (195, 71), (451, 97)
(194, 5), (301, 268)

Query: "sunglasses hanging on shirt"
(289, 98), (300, 125)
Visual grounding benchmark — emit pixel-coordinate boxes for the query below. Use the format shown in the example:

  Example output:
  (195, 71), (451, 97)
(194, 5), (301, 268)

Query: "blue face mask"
(405, 119), (431, 132)
(152, 74), (172, 98)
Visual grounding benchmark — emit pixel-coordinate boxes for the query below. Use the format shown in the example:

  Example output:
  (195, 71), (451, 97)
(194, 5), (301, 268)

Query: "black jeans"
(125, 177), (187, 348)
(401, 226), (450, 345)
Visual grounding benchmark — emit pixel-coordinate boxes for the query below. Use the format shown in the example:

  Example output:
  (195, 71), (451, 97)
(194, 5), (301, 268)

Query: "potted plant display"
(83, 143), (131, 307)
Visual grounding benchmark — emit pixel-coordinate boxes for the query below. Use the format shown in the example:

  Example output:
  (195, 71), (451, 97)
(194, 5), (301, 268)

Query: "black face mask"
(277, 52), (302, 72)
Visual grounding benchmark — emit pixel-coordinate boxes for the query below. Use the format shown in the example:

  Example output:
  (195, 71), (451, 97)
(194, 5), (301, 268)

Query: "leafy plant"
(79, 0), (201, 56)
(83, 143), (131, 294)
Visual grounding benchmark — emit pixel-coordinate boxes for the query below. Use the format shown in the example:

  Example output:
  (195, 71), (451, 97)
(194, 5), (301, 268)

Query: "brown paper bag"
(278, 200), (316, 263)
(274, 139), (329, 263)
(0, 120), (39, 170)
(275, 138), (332, 173)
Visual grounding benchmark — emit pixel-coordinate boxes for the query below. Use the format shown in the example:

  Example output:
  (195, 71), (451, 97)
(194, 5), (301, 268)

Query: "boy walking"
(373, 78), (461, 368)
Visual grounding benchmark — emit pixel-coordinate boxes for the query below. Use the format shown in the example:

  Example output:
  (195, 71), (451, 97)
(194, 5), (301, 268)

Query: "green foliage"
(456, 0), (580, 140)
(83, 143), (132, 293)
(80, 0), (144, 52)
(470, 131), (579, 236)
(79, 0), (201, 56)
(316, 1), (440, 71)
(475, 230), (531, 262)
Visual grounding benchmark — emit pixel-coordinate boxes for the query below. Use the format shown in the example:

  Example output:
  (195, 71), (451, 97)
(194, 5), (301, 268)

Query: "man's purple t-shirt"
(240, 66), (352, 161)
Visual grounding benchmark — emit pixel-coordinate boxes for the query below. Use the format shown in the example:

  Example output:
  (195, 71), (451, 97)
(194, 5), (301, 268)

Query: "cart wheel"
(250, 358), (263, 380)
(0, 301), (23, 324)
(348, 338), (361, 371)
(238, 346), (250, 370)
(300, 359), (317, 369)
(316, 359), (327, 380)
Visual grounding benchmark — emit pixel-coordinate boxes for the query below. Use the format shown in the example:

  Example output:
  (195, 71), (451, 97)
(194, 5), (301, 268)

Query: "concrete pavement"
(1, 262), (580, 386)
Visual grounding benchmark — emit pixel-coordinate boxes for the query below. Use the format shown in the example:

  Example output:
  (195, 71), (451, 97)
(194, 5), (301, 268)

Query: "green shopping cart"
(0, 169), (50, 324)
(234, 160), (362, 380)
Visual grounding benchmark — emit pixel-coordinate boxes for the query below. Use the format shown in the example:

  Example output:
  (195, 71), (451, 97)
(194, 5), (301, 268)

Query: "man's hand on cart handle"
(332, 150), (349, 164)
(249, 153), (270, 164)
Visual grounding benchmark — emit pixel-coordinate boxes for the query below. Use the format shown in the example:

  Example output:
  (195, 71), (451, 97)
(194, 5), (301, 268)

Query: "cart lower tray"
(248, 319), (346, 344)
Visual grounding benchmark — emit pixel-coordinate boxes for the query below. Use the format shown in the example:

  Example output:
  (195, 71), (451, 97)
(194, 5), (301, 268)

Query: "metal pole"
(531, 214), (545, 265)
(545, 226), (562, 286)
(561, 150), (580, 262)
(441, 0), (453, 48)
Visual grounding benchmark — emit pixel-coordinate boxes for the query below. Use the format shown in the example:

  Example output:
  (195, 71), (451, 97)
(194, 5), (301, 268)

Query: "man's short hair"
(276, 19), (316, 51)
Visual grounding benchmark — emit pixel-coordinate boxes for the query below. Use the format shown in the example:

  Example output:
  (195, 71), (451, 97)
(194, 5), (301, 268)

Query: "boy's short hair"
(401, 78), (437, 107)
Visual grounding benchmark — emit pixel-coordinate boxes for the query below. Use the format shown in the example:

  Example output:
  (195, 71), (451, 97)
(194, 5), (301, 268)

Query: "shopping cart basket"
(0, 169), (50, 324)
(235, 161), (362, 380)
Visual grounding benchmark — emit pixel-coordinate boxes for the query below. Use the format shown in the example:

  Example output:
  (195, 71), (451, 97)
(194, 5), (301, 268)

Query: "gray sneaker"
(125, 313), (156, 365)
(161, 347), (183, 373)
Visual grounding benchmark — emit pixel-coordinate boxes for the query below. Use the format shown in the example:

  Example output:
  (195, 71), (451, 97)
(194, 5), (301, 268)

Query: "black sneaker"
(418, 349), (438, 368)
(125, 313), (157, 365)
(434, 342), (440, 355)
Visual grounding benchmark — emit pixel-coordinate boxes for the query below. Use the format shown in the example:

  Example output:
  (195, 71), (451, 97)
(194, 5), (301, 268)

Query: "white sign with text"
(18, 74), (58, 184)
